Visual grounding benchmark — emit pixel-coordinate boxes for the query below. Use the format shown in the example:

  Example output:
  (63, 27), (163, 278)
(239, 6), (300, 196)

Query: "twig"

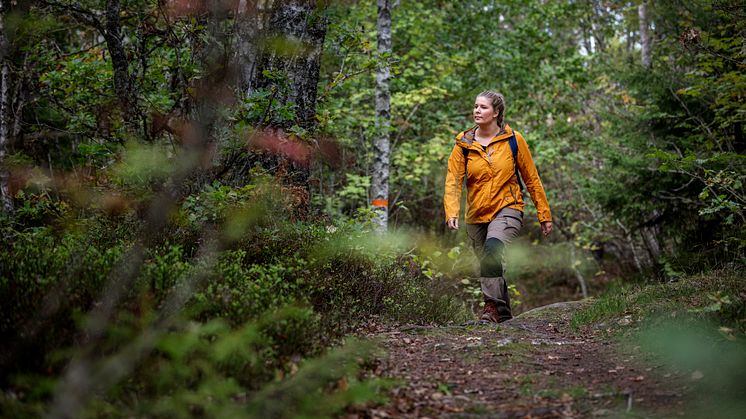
(668, 86), (720, 152)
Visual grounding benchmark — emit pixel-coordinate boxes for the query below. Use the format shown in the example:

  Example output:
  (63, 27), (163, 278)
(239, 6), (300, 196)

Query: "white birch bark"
(372, 0), (392, 230)
(0, 7), (12, 213)
(638, 1), (652, 68)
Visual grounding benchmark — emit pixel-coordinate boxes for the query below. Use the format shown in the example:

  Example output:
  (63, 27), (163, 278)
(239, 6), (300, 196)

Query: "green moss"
(570, 268), (746, 332)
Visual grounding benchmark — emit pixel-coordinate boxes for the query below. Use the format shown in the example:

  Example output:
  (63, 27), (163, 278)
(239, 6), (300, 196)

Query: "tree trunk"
(641, 225), (662, 263)
(0, 7), (12, 213)
(616, 218), (644, 274)
(238, 0), (328, 129)
(638, 0), (652, 68)
(42, 0), (139, 125)
(371, 0), (392, 231)
(103, 0), (138, 116)
(590, 0), (606, 51)
(227, 0), (328, 198)
(235, 0), (272, 98)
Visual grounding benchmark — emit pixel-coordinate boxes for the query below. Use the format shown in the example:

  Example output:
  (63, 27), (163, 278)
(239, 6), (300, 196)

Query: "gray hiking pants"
(466, 207), (524, 305)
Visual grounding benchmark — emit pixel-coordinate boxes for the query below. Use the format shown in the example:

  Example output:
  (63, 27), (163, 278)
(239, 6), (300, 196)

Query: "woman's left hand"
(541, 221), (553, 237)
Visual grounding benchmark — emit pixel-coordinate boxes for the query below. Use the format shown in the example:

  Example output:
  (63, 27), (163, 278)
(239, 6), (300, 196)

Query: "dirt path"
(353, 301), (689, 418)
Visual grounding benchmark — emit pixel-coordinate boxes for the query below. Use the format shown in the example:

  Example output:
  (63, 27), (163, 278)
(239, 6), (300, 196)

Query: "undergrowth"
(571, 267), (746, 418)
(0, 182), (468, 417)
(570, 268), (746, 332)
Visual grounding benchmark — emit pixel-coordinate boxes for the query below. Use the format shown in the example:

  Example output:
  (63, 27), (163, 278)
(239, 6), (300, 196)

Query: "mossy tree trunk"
(229, 0), (328, 198)
(235, 0), (328, 129)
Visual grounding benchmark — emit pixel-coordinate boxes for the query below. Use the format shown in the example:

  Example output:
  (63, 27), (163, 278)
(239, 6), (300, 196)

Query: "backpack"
(461, 128), (524, 191)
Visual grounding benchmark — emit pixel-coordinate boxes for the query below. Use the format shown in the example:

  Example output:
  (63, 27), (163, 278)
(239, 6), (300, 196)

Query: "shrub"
(1, 180), (468, 416)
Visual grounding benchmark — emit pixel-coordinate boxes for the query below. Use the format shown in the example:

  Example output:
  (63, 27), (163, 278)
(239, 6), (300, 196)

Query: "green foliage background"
(318, 0), (744, 275)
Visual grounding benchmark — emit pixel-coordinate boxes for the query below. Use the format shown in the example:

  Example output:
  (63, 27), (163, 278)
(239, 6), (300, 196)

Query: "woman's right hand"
(446, 217), (459, 230)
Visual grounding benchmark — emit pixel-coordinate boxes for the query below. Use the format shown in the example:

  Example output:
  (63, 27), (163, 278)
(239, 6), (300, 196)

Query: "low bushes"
(0, 182), (467, 417)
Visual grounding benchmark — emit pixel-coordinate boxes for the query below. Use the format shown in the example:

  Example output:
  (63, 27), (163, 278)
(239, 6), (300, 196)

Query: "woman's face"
(473, 96), (499, 125)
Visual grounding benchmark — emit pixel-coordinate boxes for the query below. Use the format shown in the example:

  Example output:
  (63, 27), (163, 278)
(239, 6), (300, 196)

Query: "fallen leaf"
(370, 409), (390, 418)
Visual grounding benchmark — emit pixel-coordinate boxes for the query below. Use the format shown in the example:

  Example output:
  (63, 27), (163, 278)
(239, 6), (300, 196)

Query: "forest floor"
(351, 300), (691, 418)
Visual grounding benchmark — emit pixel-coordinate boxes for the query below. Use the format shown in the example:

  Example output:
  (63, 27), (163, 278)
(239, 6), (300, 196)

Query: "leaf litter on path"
(348, 300), (689, 418)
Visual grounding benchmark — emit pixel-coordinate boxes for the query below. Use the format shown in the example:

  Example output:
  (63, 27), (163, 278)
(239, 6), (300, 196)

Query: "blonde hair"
(476, 90), (506, 132)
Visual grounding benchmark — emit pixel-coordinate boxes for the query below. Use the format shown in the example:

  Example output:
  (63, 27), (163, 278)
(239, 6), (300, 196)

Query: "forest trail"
(355, 301), (688, 418)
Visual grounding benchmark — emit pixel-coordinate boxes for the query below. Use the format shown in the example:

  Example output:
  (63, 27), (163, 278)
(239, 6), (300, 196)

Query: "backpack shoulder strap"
(508, 132), (524, 191)
(508, 133), (518, 159)
(460, 127), (477, 173)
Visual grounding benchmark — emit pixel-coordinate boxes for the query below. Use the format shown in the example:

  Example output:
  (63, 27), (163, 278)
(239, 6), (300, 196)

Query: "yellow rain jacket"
(444, 124), (552, 224)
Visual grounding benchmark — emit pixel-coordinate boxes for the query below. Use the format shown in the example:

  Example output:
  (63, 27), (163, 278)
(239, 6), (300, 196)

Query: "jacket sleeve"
(444, 143), (466, 222)
(515, 132), (552, 223)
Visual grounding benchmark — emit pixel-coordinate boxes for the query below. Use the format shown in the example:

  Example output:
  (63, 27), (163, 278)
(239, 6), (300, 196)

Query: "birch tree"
(371, 0), (392, 230)
(0, 2), (12, 213)
(638, 0), (652, 68)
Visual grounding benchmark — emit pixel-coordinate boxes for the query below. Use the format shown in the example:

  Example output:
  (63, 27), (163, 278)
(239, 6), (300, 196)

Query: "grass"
(516, 373), (538, 397)
(519, 377), (588, 401)
(570, 266), (746, 418)
(561, 385), (588, 399)
(570, 267), (745, 331)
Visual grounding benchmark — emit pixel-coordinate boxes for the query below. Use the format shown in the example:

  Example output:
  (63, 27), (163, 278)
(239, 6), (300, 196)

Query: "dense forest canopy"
(0, 0), (744, 417)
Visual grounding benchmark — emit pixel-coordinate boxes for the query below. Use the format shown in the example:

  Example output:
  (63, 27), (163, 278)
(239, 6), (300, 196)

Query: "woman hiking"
(444, 91), (553, 323)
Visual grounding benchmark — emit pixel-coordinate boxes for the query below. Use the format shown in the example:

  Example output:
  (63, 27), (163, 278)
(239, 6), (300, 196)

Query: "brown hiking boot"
(496, 305), (513, 323)
(480, 300), (499, 323)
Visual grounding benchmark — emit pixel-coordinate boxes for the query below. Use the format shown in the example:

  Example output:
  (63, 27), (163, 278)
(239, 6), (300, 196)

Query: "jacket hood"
(456, 124), (514, 148)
